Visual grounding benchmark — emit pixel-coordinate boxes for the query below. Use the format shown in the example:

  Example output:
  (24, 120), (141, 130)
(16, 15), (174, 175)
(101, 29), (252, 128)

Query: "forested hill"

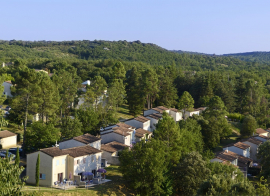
(223, 51), (270, 65)
(0, 40), (264, 72)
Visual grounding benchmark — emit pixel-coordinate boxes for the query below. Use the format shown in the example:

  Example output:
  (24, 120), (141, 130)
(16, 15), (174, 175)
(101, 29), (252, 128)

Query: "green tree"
(257, 141), (270, 178)
(111, 62), (126, 79)
(126, 66), (144, 116)
(119, 139), (168, 196)
(61, 117), (83, 139)
(52, 68), (79, 117)
(15, 147), (20, 166)
(235, 75), (246, 114)
(0, 156), (27, 195)
(156, 66), (178, 108)
(25, 121), (60, 152)
(37, 71), (60, 122)
(178, 91), (194, 120)
(241, 115), (257, 138)
(107, 79), (126, 110)
(84, 76), (107, 109)
(200, 96), (231, 148)
(11, 68), (42, 152)
(178, 118), (204, 154)
(5, 149), (8, 159)
(36, 154), (40, 187)
(0, 74), (6, 104)
(173, 152), (211, 195)
(142, 68), (159, 109)
(76, 106), (99, 135)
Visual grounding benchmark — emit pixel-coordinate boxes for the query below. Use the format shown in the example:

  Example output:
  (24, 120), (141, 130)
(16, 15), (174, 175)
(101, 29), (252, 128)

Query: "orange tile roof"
(225, 142), (250, 150)
(256, 128), (268, 134)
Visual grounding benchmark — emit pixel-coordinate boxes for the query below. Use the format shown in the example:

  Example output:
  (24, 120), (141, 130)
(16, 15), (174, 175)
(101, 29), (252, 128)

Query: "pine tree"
(11, 68), (42, 153)
(36, 154), (40, 187)
(178, 91), (194, 120)
(37, 72), (60, 122)
(126, 67), (144, 116)
(154, 112), (182, 164)
(142, 68), (159, 109)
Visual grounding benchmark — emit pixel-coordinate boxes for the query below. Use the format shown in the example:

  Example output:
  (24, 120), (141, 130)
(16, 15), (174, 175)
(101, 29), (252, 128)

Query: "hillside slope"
(223, 51), (270, 65)
(0, 40), (263, 72)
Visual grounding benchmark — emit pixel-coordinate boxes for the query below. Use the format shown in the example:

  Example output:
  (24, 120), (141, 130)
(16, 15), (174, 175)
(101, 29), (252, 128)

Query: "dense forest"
(2, 40), (270, 195)
(223, 52), (270, 65)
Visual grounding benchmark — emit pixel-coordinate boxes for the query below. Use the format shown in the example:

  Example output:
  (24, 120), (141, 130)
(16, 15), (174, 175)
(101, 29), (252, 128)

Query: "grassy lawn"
(228, 121), (242, 133)
(22, 166), (134, 196)
(117, 104), (135, 121)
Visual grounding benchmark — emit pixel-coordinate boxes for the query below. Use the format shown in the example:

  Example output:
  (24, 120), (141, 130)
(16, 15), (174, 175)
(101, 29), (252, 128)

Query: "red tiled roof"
(147, 113), (162, 120)
(101, 141), (128, 153)
(134, 116), (149, 123)
(40, 145), (101, 158)
(256, 128), (268, 134)
(169, 108), (178, 112)
(241, 137), (262, 145)
(0, 130), (17, 139)
(225, 142), (250, 150)
(152, 106), (169, 113)
(116, 122), (135, 129)
(135, 128), (152, 138)
(73, 133), (100, 144)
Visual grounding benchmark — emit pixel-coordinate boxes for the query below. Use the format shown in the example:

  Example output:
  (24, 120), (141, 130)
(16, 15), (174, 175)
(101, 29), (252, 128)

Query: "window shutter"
(42, 174), (46, 179)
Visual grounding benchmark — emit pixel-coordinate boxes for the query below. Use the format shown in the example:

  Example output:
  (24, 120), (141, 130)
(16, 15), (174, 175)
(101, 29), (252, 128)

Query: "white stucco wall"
(0, 135), (17, 149)
(26, 152), (53, 187)
(223, 146), (250, 158)
(169, 111), (182, 122)
(2, 82), (13, 97)
(59, 140), (84, 150)
(211, 157), (237, 166)
(146, 116), (159, 132)
(89, 140), (101, 150)
(73, 152), (102, 175)
(254, 136), (268, 143)
(101, 132), (131, 146)
(125, 119), (151, 131)
(259, 132), (268, 137)
(242, 141), (259, 161)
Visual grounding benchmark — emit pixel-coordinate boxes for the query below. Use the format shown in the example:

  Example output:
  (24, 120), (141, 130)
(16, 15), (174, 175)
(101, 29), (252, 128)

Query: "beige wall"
(0, 135), (17, 149)
(52, 155), (68, 184)
(26, 152), (53, 187)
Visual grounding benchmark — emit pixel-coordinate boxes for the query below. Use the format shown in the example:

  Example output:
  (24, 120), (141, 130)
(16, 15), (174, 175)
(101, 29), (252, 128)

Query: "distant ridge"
(222, 51), (270, 64)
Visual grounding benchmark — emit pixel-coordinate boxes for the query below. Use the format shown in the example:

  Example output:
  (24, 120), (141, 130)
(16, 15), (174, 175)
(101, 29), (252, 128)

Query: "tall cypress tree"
(36, 154), (40, 187)
(15, 147), (20, 166)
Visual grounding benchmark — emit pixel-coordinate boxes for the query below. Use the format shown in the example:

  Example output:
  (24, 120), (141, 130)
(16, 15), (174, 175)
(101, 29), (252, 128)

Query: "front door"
(58, 173), (63, 182)
(92, 170), (96, 177)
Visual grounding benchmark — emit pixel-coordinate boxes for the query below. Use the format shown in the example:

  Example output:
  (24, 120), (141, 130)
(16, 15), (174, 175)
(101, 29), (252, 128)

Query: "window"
(39, 173), (46, 180)
(56, 160), (59, 166)
(83, 158), (86, 164)
(91, 155), (94, 163)
(77, 159), (80, 164)
(62, 158), (65, 165)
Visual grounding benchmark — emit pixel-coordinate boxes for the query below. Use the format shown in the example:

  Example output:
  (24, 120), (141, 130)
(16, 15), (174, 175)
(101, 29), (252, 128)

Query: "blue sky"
(1, 0), (270, 54)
